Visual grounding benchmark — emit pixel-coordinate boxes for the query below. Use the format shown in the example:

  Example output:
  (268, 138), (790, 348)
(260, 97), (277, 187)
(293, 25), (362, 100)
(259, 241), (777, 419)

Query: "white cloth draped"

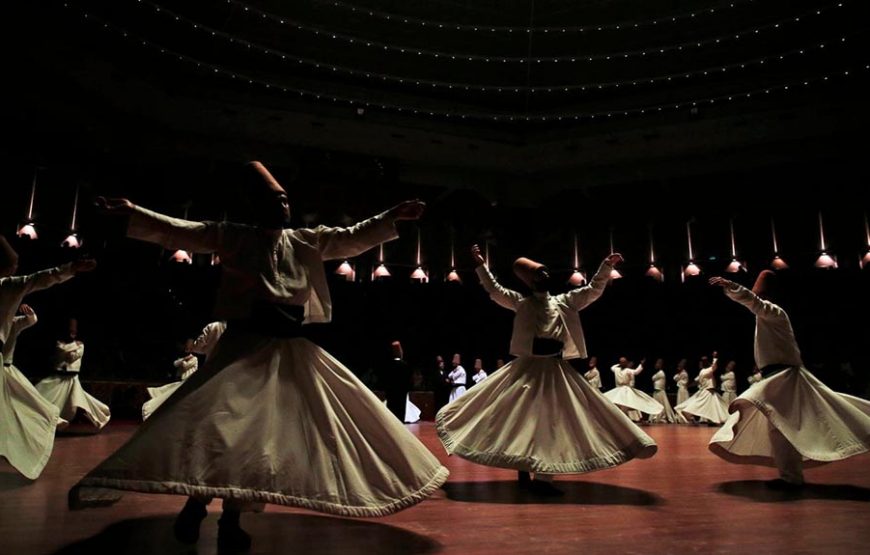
(675, 387), (729, 424)
(674, 370), (690, 406)
(604, 364), (664, 417)
(437, 357), (657, 473)
(649, 370), (685, 424)
(36, 341), (110, 429)
(709, 285), (870, 478)
(71, 206), (448, 516)
(584, 367), (602, 389)
(448, 366), (466, 403)
(74, 334), (448, 516)
(711, 367), (870, 469)
(1, 357), (61, 479)
(437, 264), (656, 474)
(142, 355), (200, 420)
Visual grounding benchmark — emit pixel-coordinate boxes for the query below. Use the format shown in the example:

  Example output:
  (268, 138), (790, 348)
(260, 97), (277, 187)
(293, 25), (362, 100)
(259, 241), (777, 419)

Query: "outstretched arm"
(98, 197), (223, 253)
(631, 360), (646, 376)
(471, 244), (522, 311)
(15, 304), (38, 330)
(709, 277), (786, 320)
(0, 259), (94, 300)
(298, 200), (423, 261)
(565, 253), (622, 311)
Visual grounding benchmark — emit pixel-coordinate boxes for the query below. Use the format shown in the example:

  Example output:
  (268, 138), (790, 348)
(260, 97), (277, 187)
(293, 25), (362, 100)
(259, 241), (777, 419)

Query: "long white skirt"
(604, 386), (664, 417)
(436, 357), (657, 474)
(710, 367), (870, 468)
(449, 385), (466, 403)
(675, 388), (729, 424)
(0, 358), (61, 479)
(676, 385), (690, 406)
(650, 390), (686, 423)
(721, 390), (737, 405)
(381, 395), (421, 423)
(35, 373), (110, 429)
(142, 381), (184, 420)
(405, 395), (421, 423)
(71, 332), (448, 517)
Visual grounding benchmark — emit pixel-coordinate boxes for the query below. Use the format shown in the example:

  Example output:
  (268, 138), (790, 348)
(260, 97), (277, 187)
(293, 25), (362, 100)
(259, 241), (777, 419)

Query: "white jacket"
(724, 284), (803, 369)
(475, 260), (612, 360)
(128, 206), (398, 323)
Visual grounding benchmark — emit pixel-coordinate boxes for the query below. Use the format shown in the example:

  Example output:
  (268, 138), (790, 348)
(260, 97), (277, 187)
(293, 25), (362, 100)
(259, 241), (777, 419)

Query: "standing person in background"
(674, 359), (691, 408)
(471, 358), (488, 385)
(720, 360), (738, 404)
(384, 341), (414, 423)
(584, 356), (602, 390)
(447, 353), (467, 403)
(650, 359), (683, 424)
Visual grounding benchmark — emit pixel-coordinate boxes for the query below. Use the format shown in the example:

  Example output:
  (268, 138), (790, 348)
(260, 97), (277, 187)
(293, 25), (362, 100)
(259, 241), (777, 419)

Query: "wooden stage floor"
(2, 422), (869, 554)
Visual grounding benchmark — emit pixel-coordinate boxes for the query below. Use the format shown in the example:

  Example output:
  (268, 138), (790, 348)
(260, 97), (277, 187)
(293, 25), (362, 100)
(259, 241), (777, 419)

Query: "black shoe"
(517, 471), (531, 488)
(174, 498), (208, 544)
(528, 480), (564, 497)
(218, 517), (252, 552)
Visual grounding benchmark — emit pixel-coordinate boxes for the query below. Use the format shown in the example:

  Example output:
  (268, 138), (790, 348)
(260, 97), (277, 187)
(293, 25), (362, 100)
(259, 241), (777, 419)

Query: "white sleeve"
(475, 265), (522, 311)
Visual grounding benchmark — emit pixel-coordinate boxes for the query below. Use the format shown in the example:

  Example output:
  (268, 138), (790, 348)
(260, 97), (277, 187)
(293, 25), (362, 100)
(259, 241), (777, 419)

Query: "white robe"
(0, 313), (63, 479)
(382, 395), (422, 423)
(649, 369), (684, 424)
(474, 260), (613, 360)
(448, 366), (467, 402)
(0, 265), (75, 344)
(36, 340), (111, 429)
(709, 284), (870, 479)
(142, 355), (199, 420)
(472, 369), (488, 384)
(436, 265), (656, 474)
(675, 364), (729, 424)
(674, 370), (690, 406)
(720, 370), (737, 404)
(584, 367), (602, 389)
(604, 364), (664, 419)
(191, 321), (227, 362)
(71, 207), (448, 517)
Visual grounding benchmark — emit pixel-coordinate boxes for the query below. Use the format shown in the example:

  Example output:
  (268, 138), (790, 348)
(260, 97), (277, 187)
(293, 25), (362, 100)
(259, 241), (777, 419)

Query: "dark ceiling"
(2, 0), (869, 193)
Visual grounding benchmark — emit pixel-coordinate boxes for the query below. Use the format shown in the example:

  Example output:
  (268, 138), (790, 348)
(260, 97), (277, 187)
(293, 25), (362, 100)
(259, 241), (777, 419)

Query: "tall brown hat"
(0, 235), (19, 277)
(243, 161), (286, 195)
(513, 257), (545, 288)
(391, 340), (403, 359)
(752, 269), (778, 300)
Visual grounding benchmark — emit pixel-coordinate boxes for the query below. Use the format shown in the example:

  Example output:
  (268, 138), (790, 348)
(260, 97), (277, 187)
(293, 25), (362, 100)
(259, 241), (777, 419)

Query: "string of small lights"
(63, 3), (869, 123)
(136, 1), (853, 95)
(312, 0), (760, 34)
(215, 0), (849, 64)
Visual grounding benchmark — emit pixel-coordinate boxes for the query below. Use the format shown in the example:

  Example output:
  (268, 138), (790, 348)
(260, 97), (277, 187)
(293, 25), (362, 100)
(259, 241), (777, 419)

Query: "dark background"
(2, 0), (868, 396)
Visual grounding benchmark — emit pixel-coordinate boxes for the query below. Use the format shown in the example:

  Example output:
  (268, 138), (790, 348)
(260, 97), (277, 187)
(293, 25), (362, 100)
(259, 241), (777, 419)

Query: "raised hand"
(708, 276), (734, 288)
(470, 244), (486, 267)
(606, 252), (624, 266)
(94, 197), (135, 213)
(72, 259), (97, 273)
(19, 304), (35, 316)
(388, 200), (426, 221)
